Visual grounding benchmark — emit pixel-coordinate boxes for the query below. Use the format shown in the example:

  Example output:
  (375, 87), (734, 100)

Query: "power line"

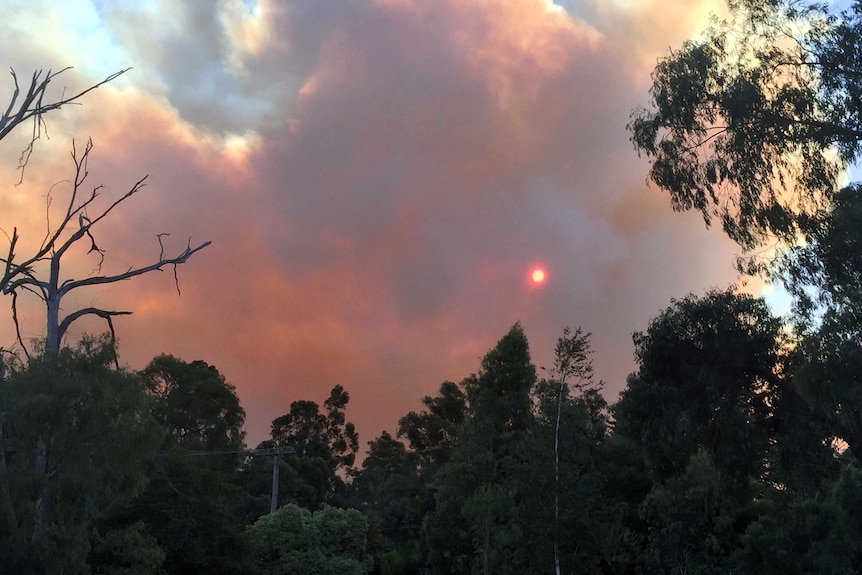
(154, 445), (295, 514)
(156, 446), (295, 457)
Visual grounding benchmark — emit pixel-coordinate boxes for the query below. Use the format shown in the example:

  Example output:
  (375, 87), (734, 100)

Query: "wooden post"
(271, 453), (280, 513)
(253, 446), (294, 515)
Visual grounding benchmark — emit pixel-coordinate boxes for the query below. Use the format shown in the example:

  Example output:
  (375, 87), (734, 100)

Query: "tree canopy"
(629, 0), (862, 254)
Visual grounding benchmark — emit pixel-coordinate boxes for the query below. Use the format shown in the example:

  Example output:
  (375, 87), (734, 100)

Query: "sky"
(0, 0), (760, 449)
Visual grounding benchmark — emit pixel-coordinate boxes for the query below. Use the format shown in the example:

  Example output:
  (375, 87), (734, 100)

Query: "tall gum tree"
(537, 327), (600, 575)
(424, 324), (537, 575)
(613, 290), (783, 486)
(628, 0), (862, 489)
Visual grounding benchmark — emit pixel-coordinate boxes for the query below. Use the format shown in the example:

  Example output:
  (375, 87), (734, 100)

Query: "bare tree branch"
(157, 233), (169, 261)
(54, 239), (211, 295)
(0, 67), (131, 182)
(10, 292), (30, 363)
(0, 139), (210, 355)
(57, 308), (132, 351)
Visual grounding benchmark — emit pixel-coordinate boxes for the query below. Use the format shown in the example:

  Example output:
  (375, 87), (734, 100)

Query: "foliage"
(593, 434), (652, 574)
(272, 385), (359, 473)
(3, 305), (862, 573)
(89, 521), (165, 575)
(623, 3), (862, 567)
(614, 290), (782, 486)
(638, 450), (740, 574)
(777, 185), (862, 332)
(629, 0), (862, 254)
(611, 291), (797, 572)
(532, 327), (604, 575)
(423, 324), (536, 575)
(123, 355), (254, 575)
(738, 493), (844, 573)
(0, 337), (161, 575)
(267, 384), (360, 507)
(397, 380), (467, 477)
(140, 354), (246, 454)
(247, 503), (372, 575)
(354, 431), (424, 549)
(356, 380), (468, 567)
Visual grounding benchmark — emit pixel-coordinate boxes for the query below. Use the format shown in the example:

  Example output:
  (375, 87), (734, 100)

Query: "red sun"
(530, 268), (546, 284)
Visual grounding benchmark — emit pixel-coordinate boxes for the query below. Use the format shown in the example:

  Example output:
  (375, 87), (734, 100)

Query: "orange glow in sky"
(0, 0), (749, 448)
(531, 267), (546, 284)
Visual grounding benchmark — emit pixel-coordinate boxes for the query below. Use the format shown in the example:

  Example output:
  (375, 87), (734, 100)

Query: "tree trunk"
(45, 252), (61, 355)
(483, 516), (490, 575)
(0, 414), (18, 534)
(45, 295), (60, 355)
(31, 438), (49, 546)
(554, 379), (564, 575)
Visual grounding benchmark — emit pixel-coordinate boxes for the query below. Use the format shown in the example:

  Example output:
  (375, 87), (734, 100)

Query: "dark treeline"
(4, 281), (862, 574)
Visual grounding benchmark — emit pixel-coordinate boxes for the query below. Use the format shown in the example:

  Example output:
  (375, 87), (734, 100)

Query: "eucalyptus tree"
(271, 384), (360, 480)
(0, 66), (214, 572)
(397, 379), (468, 478)
(537, 327), (598, 575)
(612, 290), (795, 572)
(126, 356), (253, 575)
(240, 385), (360, 516)
(629, 0), (862, 484)
(615, 290), (783, 485)
(0, 337), (161, 574)
(629, 0), (862, 262)
(424, 324), (537, 575)
(775, 185), (862, 458)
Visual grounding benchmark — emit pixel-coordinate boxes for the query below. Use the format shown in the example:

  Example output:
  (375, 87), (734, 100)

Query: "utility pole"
(271, 453), (279, 513)
(253, 446), (295, 514)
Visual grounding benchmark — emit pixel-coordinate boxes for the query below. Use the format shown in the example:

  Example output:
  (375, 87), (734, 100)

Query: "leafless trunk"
(547, 327), (597, 575)
(554, 377), (564, 575)
(0, 69), (141, 350)
(1, 139), (209, 355)
(0, 68), (194, 357)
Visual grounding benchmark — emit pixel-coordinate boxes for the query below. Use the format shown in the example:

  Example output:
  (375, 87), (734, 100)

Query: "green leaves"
(629, 0), (856, 252)
(247, 504), (372, 575)
(272, 385), (359, 476)
(0, 338), (161, 575)
(128, 356), (254, 575)
(639, 450), (738, 574)
(140, 354), (246, 454)
(397, 380), (466, 474)
(617, 290), (781, 485)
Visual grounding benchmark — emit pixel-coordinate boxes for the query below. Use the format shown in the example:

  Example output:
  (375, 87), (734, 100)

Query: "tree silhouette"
(0, 139), (209, 356)
(0, 67), (129, 182)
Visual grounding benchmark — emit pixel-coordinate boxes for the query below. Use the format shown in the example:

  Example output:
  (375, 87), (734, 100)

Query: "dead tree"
(2, 138), (210, 356)
(0, 66), (154, 549)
